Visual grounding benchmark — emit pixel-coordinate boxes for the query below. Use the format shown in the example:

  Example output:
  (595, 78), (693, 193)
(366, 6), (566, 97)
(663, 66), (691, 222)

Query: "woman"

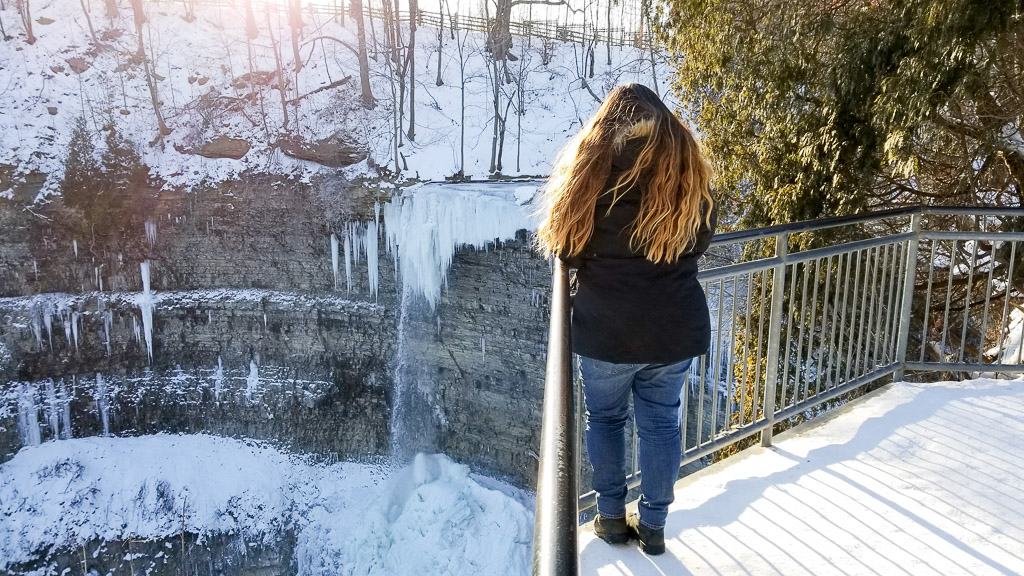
(536, 83), (716, 555)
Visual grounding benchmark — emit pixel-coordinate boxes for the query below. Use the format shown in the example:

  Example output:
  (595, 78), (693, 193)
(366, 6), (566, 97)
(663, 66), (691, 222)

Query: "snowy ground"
(0, 434), (533, 575)
(580, 378), (1024, 576)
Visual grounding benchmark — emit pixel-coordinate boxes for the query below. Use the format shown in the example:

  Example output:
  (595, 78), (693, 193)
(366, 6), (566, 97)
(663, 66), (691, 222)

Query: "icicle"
(72, 239), (78, 258)
(245, 359), (259, 401)
(481, 337), (487, 361)
(16, 383), (41, 447)
(145, 220), (157, 245)
(330, 233), (341, 290)
(139, 261), (155, 361)
(365, 220), (379, 300)
(95, 373), (110, 436)
(32, 259), (38, 278)
(343, 229), (353, 293)
(132, 316), (141, 343)
(263, 312), (268, 329)
(102, 309), (112, 356)
(207, 310), (212, 324)
(213, 356), (224, 401)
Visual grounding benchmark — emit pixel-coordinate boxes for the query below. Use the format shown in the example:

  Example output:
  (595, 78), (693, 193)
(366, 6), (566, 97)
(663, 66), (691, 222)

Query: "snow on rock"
(0, 436), (533, 576)
(384, 182), (539, 307)
(580, 378), (1024, 575)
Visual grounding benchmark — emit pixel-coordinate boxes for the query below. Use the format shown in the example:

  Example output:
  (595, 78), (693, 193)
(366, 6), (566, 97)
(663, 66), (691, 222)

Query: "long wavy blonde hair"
(535, 83), (714, 264)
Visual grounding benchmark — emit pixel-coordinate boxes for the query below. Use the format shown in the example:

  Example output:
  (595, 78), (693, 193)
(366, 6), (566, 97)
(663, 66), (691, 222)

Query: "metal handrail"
(532, 258), (577, 576)
(532, 205), (1024, 574)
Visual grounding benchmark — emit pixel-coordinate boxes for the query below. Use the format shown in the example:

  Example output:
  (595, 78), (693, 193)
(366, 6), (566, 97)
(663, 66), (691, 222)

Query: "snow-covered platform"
(580, 378), (1024, 576)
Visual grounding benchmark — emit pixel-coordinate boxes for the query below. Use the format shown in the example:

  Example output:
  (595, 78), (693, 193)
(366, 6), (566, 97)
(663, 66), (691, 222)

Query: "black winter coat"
(568, 139), (716, 364)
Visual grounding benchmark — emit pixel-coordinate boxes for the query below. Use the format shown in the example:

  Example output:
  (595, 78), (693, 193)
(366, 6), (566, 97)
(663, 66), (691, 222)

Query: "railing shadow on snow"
(533, 204), (1024, 576)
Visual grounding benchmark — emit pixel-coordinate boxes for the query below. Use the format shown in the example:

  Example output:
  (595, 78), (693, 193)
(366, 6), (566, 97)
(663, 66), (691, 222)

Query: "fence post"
(894, 214), (922, 381)
(760, 232), (788, 447)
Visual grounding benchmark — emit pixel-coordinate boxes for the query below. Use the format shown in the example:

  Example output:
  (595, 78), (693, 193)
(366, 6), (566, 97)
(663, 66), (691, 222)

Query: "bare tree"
(104, 0), (117, 19)
(266, 9), (290, 130)
(606, 0), (613, 66)
(288, 0), (303, 72)
(15, 0), (34, 44)
(407, 0), (417, 141)
(641, 0), (657, 93)
(129, 0), (171, 136)
(182, 0), (196, 22)
(0, 6), (9, 41)
(243, 0), (258, 39)
(79, 0), (99, 44)
(351, 0), (375, 108)
(434, 0), (445, 86)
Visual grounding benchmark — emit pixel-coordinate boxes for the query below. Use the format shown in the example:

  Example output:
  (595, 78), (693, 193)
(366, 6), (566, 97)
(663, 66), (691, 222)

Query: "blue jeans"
(579, 355), (692, 530)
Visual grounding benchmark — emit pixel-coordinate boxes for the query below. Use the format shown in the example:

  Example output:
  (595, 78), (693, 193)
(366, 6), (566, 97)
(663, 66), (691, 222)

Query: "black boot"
(593, 514), (630, 545)
(626, 514), (665, 555)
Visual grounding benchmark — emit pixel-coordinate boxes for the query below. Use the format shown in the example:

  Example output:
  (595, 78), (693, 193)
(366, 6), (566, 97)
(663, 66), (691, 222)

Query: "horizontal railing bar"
(698, 257), (778, 281)
(709, 206), (917, 246)
(773, 363), (899, 423)
(904, 362), (1024, 373)
(784, 233), (914, 265)
(700, 233), (912, 279)
(920, 231), (1024, 241)
(922, 206), (1024, 217)
(709, 205), (1024, 247)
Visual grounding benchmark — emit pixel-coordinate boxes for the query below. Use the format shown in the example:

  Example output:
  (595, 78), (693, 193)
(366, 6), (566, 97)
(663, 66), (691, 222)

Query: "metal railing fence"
(533, 205), (1024, 575)
(148, 0), (654, 49)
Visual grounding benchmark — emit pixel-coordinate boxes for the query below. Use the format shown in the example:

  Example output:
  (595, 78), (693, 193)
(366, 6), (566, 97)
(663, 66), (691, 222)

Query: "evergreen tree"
(660, 0), (1023, 228)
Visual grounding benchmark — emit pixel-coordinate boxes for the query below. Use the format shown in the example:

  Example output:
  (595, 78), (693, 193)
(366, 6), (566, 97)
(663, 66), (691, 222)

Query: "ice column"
(331, 233), (340, 290)
(16, 383), (41, 447)
(213, 356), (224, 401)
(245, 359), (259, 401)
(139, 261), (155, 361)
(95, 373), (110, 436)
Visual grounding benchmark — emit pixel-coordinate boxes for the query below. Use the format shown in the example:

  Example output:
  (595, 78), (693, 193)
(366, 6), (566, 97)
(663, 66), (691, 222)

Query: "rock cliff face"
(0, 172), (551, 490)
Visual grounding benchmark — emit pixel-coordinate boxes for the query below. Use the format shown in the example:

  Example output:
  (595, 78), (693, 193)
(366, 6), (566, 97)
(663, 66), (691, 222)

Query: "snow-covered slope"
(0, 0), (670, 199)
(0, 434), (533, 574)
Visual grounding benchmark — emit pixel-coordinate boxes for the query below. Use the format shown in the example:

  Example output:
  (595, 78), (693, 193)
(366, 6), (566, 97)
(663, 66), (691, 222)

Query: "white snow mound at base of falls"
(296, 453), (533, 575)
(0, 435), (533, 575)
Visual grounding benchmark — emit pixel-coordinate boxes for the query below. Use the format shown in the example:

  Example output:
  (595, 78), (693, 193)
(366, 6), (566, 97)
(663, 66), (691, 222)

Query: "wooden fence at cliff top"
(150, 0), (653, 49)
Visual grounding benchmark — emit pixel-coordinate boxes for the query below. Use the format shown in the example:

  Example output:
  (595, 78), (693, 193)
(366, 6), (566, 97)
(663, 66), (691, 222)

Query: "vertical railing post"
(532, 258), (578, 576)
(894, 214), (922, 381)
(760, 232), (788, 447)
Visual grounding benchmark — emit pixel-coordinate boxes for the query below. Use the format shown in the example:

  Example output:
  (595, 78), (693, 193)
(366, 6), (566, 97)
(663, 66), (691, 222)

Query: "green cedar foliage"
(660, 0), (1022, 228)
